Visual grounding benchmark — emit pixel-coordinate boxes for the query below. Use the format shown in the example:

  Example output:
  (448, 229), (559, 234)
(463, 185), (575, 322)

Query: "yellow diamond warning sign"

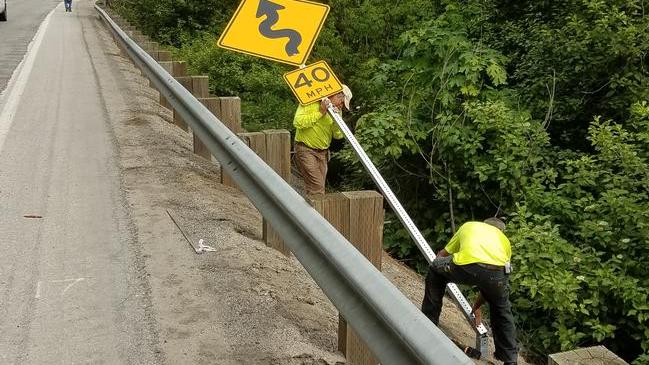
(283, 61), (343, 105)
(218, 0), (330, 66)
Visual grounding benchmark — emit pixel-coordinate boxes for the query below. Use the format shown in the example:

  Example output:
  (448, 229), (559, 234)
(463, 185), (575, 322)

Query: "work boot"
(494, 352), (517, 365)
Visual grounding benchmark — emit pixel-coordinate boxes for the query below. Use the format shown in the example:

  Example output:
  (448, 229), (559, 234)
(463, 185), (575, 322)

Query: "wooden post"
(309, 193), (352, 353)
(157, 50), (172, 62)
(144, 42), (160, 87)
(133, 34), (144, 47)
(172, 61), (187, 77)
(311, 191), (384, 365)
(343, 191), (384, 270)
(218, 97), (243, 186)
(225, 132), (266, 189)
(158, 61), (187, 110)
(145, 41), (159, 59)
(218, 97), (242, 133)
(341, 191), (383, 365)
(173, 76), (193, 131)
(129, 32), (147, 74)
(132, 31), (146, 45)
(120, 27), (132, 43)
(264, 130), (291, 180)
(192, 76), (210, 98)
(548, 346), (628, 365)
(263, 130), (291, 255)
(194, 98), (221, 160)
(158, 61), (173, 75)
(309, 193), (350, 238)
(157, 61), (173, 110)
(242, 132), (267, 160)
(172, 75), (207, 131)
(112, 21), (129, 56)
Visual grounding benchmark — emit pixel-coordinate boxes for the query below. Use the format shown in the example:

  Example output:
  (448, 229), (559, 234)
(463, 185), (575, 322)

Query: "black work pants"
(421, 256), (518, 363)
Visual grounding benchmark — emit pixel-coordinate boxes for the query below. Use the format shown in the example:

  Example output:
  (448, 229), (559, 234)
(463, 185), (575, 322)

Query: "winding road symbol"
(256, 0), (303, 57)
(217, 0), (329, 65)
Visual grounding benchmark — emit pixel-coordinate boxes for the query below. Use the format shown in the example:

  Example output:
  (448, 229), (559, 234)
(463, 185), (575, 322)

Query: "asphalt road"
(0, 0), (60, 94)
(0, 2), (160, 364)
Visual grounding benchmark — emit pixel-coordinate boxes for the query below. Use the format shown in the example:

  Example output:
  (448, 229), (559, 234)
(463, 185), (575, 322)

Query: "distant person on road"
(422, 217), (518, 365)
(293, 85), (352, 195)
(64, 0), (72, 12)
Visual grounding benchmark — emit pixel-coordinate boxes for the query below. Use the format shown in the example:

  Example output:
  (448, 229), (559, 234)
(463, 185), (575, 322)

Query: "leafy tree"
(481, 0), (649, 147)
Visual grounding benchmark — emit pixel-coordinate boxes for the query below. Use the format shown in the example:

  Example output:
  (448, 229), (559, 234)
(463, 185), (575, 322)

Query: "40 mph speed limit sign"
(283, 61), (343, 105)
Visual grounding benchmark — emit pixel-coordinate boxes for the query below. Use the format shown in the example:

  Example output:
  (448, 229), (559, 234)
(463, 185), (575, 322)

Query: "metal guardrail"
(95, 5), (473, 364)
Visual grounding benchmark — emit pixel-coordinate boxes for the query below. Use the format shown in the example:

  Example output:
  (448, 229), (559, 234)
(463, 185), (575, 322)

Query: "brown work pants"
(295, 142), (328, 195)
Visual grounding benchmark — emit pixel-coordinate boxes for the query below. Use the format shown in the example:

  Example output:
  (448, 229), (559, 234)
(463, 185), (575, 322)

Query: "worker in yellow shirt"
(422, 217), (519, 365)
(293, 85), (352, 195)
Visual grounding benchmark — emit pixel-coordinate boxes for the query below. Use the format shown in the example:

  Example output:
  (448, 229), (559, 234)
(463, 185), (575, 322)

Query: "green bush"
(173, 32), (296, 131)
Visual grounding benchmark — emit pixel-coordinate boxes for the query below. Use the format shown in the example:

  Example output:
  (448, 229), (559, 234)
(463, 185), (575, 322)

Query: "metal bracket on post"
(327, 104), (490, 358)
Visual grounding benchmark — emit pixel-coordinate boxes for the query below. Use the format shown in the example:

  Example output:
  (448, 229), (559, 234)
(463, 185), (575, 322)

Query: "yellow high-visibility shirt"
(293, 103), (343, 150)
(444, 222), (511, 266)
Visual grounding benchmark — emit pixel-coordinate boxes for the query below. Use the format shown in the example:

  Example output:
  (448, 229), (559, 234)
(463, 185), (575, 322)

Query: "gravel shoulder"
(92, 6), (532, 364)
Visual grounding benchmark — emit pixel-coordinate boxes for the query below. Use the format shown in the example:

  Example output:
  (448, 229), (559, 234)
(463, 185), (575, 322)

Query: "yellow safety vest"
(444, 222), (511, 266)
(293, 103), (343, 150)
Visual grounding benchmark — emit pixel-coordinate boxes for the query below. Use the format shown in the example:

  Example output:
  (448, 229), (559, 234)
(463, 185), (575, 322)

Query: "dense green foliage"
(111, 0), (649, 362)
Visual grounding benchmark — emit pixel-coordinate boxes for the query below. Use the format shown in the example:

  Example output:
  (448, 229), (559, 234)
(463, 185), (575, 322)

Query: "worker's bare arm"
(437, 249), (450, 257)
(320, 98), (330, 115)
(471, 292), (486, 325)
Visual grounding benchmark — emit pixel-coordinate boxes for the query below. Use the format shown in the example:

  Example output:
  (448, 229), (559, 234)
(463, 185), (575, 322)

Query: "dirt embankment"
(93, 9), (531, 364)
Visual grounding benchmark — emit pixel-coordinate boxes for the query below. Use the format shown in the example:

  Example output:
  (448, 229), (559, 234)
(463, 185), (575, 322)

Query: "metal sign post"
(327, 104), (490, 357)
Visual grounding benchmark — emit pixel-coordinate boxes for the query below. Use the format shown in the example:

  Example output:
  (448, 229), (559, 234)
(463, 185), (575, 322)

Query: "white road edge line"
(0, 4), (60, 155)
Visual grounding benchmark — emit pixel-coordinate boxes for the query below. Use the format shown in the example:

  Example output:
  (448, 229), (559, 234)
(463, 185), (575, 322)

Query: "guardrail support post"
(342, 190), (384, 365)
(172, 61), (187, 78)
(194, 98), (221, 160)
(132, 31), (145, 45)
(172, 76), (208, 131)
(218, 97), (243, 186)
(549, 346), (628, 365)
(157, 61), (186, 110)
(192, 76), (210, 99)
(157, 50), (172, 62)
(173, 76), (193, 131)
(311, 191), (384, 365)
(218, 97), (242, 133)
(194, 96), (242, 161)
(228, 130), (291, 256)
(144, 41), (159, 59)
(130, 32), (148, 74)
(144, 42), (160, 88)
(156, 61), (187, 109)
(157, 61), (173, 74)
(230, 132), (266, 190)
(262, 130), (291, 255)
(343, 191), (384, 269)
